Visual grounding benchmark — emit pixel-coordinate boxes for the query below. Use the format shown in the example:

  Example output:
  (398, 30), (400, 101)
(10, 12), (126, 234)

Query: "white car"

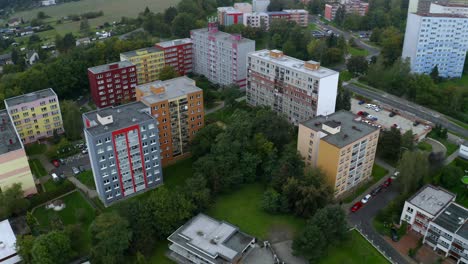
(51, 173), (59, 182)
(366, 104), (373, 108)
(361, 194), (372, 204)
(374, 107), (381, 112)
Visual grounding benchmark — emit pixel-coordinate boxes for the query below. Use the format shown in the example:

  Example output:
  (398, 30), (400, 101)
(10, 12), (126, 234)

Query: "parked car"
(373, 107), (381, 112)
(51, 159), (60, 168)
(72, 167), (80, 175)
(78, 165), (85, 172)
(361, 194), (372, 204)
(59, 158), (66, 165)
(413, 121), (420, 126)
(351, 201), (363, 212)
(383, 178), (393, 188)
(361, 111), (369, 117)
(81, 148), (88, 154)
(357, 111), (364, 116)
(371, 186), (383, 196)
(58, 172), (65, 179)
(51, 173), (60, 181)
(358, 100), (365, 105)
(389, 112), (396, 117)
(391, 228), (399, 242)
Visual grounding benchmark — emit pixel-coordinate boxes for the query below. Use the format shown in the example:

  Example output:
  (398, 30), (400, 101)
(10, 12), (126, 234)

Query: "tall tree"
(335, 81), (352, 111)
(79, 18), (90, 35)
(397, 151), (429, 195)
(347, 55), (369, 76)
(0, 183), (29, 219)
(172, 13), (197, 37)
(440, 165), (463, 189)
(377, 126), (402, 162)
(164, 6), (178, 24)
(31, 231), (72, 264)
(158, 66), (179, 81)
(60, 100), (83, 140)
(16, 235), (35, 264)
(430, 65), (440, 83)
(90, 212), (132, 264)
(334, 6), (346, 26)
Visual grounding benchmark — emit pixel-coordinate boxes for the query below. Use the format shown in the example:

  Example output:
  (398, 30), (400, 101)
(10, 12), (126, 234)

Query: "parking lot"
(350, 99), (431, 140)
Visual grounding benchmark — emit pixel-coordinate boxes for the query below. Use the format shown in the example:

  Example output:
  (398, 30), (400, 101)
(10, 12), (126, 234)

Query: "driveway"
(51, 153), (91, 178)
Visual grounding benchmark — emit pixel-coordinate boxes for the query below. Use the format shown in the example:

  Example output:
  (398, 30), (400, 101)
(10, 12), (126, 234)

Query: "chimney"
(269, 50), (284, 58)
(305, 61), (320, 71)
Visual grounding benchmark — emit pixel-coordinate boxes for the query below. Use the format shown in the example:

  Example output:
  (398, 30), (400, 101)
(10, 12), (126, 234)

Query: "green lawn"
(33, 191), (96, 254)
(438, 74), (468, 88)
(342, 164), (389, 203)
(25, 143), (48, 155)
(29, 159), (47, 177)
(149, 241), (176, 264)
(163, 158), (194, 190)
(76, 171), (96, 190)
(349, 47), (369, 57)
(308, 23), (317, 30)
(320, 230), (389, 264)
(444, 158), (468, 207)
(206, 183), (305, 240)
(417, 141), (433, 152)
(340, 70), (353, 81)
(42, 179), (65, 192)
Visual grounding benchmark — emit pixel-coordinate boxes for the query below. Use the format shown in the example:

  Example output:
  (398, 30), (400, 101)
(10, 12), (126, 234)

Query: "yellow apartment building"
(120, 47), (165, 84)
(297, 110), (380, 197)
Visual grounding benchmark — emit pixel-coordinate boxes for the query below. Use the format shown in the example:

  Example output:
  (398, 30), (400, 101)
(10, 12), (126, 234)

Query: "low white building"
(459, 140), (468, 160)
(41, 0), (56, 6)
(0, 220), (21, 264)
(253, 0), (270, 12)
(400, 185), (455, 235)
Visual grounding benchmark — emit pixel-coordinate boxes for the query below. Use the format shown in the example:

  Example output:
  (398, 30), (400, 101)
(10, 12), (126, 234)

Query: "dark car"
(389, 112), (396, 117)
(383, 178), (393, 188)
(391, 228), (399, 242)
(361, 111), (369, 117)
(351, 201), (363, 212)
(371, 186), (383, 196)
(78, 165), (85, 172)
(358, 100), (365, 105)
(51, 159), (60, 168)
(59, 158), (66, 165)
(413, 121), (420, 126)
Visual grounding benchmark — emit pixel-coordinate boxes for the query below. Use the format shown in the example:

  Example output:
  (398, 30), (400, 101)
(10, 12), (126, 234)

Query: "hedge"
(29, 180), (76, 209)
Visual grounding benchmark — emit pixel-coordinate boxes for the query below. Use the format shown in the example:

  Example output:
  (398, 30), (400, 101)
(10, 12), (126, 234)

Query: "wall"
(0, 148), (37, 195)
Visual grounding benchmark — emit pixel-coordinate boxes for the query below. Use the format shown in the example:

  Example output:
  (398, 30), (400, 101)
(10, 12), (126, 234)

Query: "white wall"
(402, 13), (422, 72)
(316, 72), (339, 117)
(459, 143), (468, 159)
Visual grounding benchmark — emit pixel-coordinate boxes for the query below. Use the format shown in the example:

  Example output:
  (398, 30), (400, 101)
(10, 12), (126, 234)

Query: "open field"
(320, 230), (390, 264)
(10, 0), (179, 35)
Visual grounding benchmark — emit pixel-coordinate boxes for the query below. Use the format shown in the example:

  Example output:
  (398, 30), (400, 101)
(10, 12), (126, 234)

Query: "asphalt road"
(348, 183), (409, 264)
(344, 82), (468, 138)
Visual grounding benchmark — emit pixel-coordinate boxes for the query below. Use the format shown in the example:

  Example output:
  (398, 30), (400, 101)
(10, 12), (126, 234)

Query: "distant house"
(75, 37), (91, 46)
(7, 18), (20, 27)
(0, 52), (12, 73)
(41, 0), (56, 6)
(25, 50), (39, 65)
(460, 140), (468, 160)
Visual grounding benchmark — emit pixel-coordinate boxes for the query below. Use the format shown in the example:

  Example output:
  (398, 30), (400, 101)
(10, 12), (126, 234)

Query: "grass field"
(417, 141), (433, 152)
(76, 171), (96, 190)
(349, 46), (369, 57)
(163, 158), (194, 189)
(342, 164), (389, 203)
(33, 191), (95, 254)
(320, 230), (389, 264)
(29, 159), (47, 177)
(10, 0), (179, 35)
(207, 183), (306, 240)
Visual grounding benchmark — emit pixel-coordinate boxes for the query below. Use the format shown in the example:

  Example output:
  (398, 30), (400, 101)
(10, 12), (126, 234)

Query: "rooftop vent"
(343, 134), (348, 139)
(0, 241), (5, 249)
(458, 217), (465, 225)
(445, 211), (452, 216)
(132, 117), (137, 122)
(352, 126), (362, 132)
(196, 231), (204, 236)
(314, 122), (321, 126)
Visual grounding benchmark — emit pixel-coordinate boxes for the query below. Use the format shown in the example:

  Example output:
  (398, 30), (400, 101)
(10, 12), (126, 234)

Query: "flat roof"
(249, 49), (338, 79)
(167, 214), (254, 264)
(408, 185), (455, 216)
(83, 101), (153, 136)
(120, 46), (162, 58)
(416, 12), (468, 17)
(433, 203), (468, 237)
(0, 220), (18, 261)
(431, 2), (468, 8)
(88, 61), (134, 74)
(283, 9), (308, 12)
(301, 110), (378, 148)
(4, 88), (56, 107)
(266, 11), (289, 15)
(218, 6), (240, 12)
(190, 28), (255, 45)
(138, 76), (202, 104)
(155, 38), (192, 48)
(0, 110), (22, 155)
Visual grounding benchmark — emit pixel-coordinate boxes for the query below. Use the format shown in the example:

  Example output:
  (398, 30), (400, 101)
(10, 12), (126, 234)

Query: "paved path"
(68, 176), (98, 198)
(344, 82), (468, 138)
(205, 101), (225, 115)
(444, 150), (460, 166)
(424, 138), (447, 156)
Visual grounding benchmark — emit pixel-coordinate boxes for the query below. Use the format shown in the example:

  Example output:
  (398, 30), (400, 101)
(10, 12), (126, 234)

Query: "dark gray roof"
(4, 88), (56, 107)
(0, 110), (22, 155)
(120, 47), (162, 58)
(83, 102), (153, 136)
(0, 53), (12, 61)
(88, 61), (134, 74)
(433, 203), (468, 236)
(301, 110), (378, 148)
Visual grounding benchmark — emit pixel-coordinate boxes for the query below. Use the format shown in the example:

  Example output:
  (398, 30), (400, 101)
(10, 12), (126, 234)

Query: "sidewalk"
(68, 176), (98, 199)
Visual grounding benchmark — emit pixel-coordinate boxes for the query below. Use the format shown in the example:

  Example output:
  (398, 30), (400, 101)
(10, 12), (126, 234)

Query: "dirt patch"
(267, 224), (294, 243)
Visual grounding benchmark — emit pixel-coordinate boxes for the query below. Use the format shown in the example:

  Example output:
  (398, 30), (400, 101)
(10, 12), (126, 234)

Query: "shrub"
(28, 180), (75, 209)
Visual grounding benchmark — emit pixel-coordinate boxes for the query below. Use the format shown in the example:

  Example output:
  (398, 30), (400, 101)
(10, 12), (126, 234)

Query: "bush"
(28, 180), (75, 209)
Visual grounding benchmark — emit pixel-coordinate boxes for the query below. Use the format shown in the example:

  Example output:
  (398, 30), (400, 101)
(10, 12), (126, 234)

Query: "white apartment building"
(246, 49), (339, 125)
(243, 12), (270, 28)
(430, 2), (468, 16)
(283, 9), (309, 27)
(253, 0), (270, 12)
(400, 185), (456, 235)
(191, 22), (255, 88)
(402, 12), (468, 78)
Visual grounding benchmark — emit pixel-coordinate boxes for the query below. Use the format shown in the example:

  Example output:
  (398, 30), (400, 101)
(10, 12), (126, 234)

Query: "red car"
(51, 159), (60, 168)
(383, 178), (393, 188)
(357, 111), (364, 116)
(351, 201), (363, 212)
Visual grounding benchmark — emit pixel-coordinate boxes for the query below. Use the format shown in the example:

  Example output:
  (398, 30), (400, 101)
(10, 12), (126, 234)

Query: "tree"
(55, 33), (76, 53)
(0, 183), (29, 219)
(79, 18), (90, 35)
(158, 65), (179, 81)
(293, 205), (347, 262)
(60, 100), (83, 140)
(267, 0), (287, 11)
(334, 6), (346, 26)
(90, 212), (132, 264)
(37, 11), (47, 20)
(380, 27), (403, 66)
(16, 235), (35, 264)
(222, 85), (242, 107)
(430, 65), (440, 83)
(31, 231), (72, 264)
(377, 127), (401, 162)
(401, 130), (415, 151)
(347, 55), (369, 76)
(261, 188), (287, 213)
(335, 81), (351, 111)
(397, 151), (429, 195)
(440, 165), (463, 189)
(190, 123), (223, 158)
(164, 6), (178, 24)
(172, 13), (196, 37)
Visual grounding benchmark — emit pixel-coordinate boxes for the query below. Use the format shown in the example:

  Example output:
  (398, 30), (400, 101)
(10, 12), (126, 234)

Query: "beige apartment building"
(297, 111), (380, 197)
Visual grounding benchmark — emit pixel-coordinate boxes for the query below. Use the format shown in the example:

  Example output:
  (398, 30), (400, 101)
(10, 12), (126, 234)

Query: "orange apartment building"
(297, 111), (380, 197)
(136, 76), (204, 166)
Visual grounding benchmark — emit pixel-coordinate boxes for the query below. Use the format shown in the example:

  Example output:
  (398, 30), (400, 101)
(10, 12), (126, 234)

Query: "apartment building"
(283, 9), (309, 27)
(324, 0), (369, 21)
(400, 185), (456, 235)
(297, 111), (380, 197)
(88, 61), (138, 108)
(4, 88), (64, 144)
(83, 102), (163, 206)
(217, 7), (244, 26)
(424, 203), (468, 263)
(191, 22), (255, 88)
(168, 213), (255, 264)
(246, 49), (339, 125)
(120, 47), (165, 84)
(136, 76), (204, 166)
(267, 11), (292, 23)
(430, 2), (468, 16)
(253, 0), (270, 12)
(234, 2), (253, 13)
(243, 12), (270, 28)
(155, 38), (193, 76)
(0, 110), (37, 196)
(402, 12), (468, 78)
